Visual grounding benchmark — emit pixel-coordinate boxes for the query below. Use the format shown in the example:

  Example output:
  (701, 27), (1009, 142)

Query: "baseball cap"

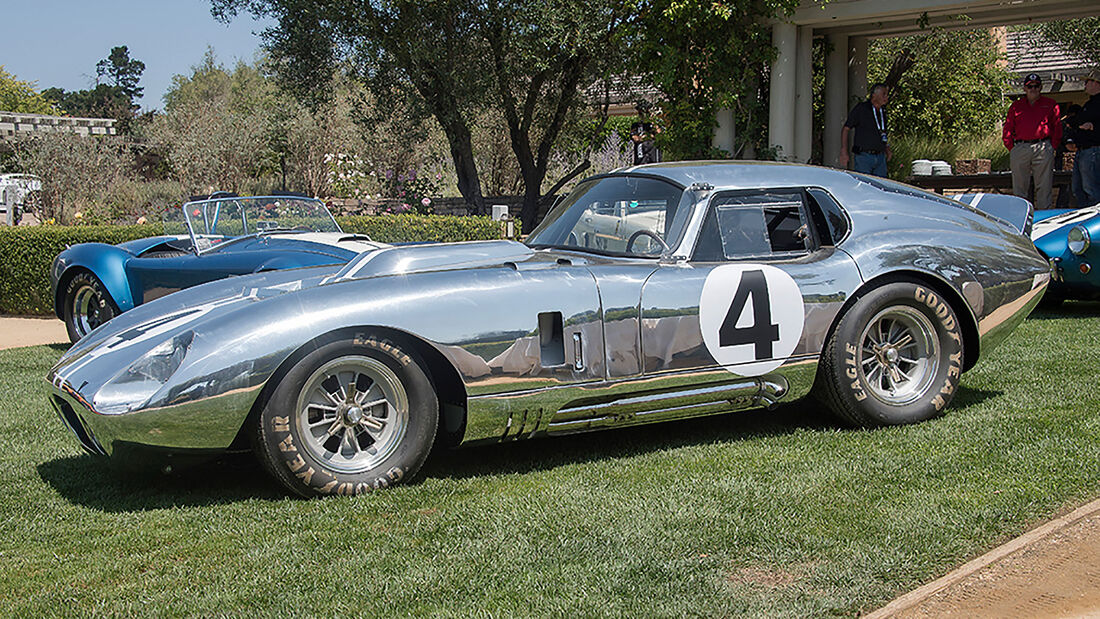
(1024, 73), (1042, 86)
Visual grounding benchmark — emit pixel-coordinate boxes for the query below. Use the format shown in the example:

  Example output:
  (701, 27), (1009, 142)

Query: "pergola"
(716, 0), (1098, 166)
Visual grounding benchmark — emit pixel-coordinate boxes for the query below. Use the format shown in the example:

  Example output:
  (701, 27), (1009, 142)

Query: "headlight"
(93, 331), (194, 413)
(1068, 225), (1091, 256)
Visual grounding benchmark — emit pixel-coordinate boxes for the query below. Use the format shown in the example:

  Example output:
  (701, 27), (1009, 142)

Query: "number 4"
(719, 270), (780, 360)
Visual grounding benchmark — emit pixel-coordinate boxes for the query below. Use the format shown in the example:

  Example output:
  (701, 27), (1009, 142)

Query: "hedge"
(0, 214), (509, 317)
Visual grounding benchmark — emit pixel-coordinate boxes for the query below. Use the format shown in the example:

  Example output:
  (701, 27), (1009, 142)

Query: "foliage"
(42, 84), (133, 122)
(886, 131), (1009, 181)
(0, 66), (59, 115)
(12, 132), (134, 224)
(868, 28), (1011, 141)
(0, 214), (504, 315)
(628, 0), (801, 160)
(372, 168), (442, 214)
(1021, 18), (1100, 66)
(3, 307), (1100, 615)
(95, 46), (146, 102)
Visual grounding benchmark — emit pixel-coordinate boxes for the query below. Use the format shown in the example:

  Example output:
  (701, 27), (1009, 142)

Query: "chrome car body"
(47, 162), (1049, 493)
(1031, 204), (1100, 301)
(50, 195), (388, 341)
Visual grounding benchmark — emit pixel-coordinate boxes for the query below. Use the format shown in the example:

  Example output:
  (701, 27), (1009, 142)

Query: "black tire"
(254, 336), (439, 497)
(813, 282), (965, 427)
(62, 271), (119, 343)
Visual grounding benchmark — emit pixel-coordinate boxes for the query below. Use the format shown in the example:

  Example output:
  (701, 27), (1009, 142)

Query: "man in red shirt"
(1003, 73), (1062, 209)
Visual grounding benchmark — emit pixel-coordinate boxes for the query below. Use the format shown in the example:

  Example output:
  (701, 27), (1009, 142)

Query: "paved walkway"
(3, 317), (1098, 617)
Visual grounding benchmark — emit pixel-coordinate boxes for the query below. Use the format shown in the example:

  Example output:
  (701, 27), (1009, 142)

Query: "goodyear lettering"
(273, 416), (290, 433)
(355, 483), (371, 495)
(373, 477), (390, 490)
(285, 453), (306, 473)
(932, 394), (946, 411)
(295, 466), (315, 485)
(279, 434), (296, 453)
(318, 480), (339, 494)
(387, 467), (404, 482)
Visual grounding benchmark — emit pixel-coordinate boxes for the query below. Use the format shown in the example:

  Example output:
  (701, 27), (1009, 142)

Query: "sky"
(0, 0), (274, 112)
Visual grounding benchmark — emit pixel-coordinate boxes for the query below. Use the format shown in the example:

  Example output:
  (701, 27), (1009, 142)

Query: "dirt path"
(0, 316), (68, 350)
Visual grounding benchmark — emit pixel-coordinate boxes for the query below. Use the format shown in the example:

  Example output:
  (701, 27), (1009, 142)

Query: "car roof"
(604, 160), (854, 192)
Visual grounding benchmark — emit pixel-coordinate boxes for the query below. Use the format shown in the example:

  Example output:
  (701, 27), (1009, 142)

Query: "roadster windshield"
(166, 196), (340, 249)
(526, 176), (690, 257)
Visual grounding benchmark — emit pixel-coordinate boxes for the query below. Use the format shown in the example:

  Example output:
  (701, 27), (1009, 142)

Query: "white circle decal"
(699, 264), (804, 376)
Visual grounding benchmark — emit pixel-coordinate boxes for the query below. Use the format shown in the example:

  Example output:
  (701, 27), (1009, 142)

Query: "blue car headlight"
(93, 331), (194, 414)
(1068, 225), (1090, 256)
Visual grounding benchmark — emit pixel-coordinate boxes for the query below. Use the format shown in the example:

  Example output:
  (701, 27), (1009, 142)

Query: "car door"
(639, 187), (863, 379)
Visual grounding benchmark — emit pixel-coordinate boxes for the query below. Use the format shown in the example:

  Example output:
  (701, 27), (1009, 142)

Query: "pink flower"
(421, 197), (431, 207)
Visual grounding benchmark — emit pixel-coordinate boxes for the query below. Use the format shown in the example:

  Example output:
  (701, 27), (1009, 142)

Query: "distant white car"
(0, 173), (42, 225)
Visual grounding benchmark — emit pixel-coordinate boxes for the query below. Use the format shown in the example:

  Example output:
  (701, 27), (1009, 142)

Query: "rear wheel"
(63, 272), (118, 342)
(254, 336), (438, 497)
(814, 282), (965, 427)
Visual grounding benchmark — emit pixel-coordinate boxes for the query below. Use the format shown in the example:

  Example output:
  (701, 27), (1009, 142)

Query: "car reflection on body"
(48, 162), (1049, 497)
(49, 195), (388, 342)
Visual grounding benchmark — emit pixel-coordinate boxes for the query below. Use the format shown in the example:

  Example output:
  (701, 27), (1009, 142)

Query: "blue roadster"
(1030, 203), (1100, 303)
(50, 195), (389, 341)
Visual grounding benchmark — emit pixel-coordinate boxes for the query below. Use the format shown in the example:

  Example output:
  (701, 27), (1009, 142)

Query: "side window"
(806, 188), (850, 246)
(693, 190), (813, 261)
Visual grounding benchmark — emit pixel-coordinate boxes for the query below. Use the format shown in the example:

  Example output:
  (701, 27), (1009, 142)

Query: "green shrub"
(888, 132), (1010, 181)
(0, 214), (506, 316)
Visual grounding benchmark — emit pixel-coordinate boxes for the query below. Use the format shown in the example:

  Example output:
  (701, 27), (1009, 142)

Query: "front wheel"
(813, 282), (965, 427)
(63, 272), (119, 343)
(254, 336), (439, 497)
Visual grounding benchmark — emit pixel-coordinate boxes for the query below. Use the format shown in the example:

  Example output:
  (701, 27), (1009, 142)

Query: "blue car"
(51, 195), (389, 342)
(1030, 204), (1100, 303)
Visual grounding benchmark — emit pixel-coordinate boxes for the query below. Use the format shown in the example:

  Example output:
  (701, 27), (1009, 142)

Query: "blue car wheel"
(62, 271), (118, 343)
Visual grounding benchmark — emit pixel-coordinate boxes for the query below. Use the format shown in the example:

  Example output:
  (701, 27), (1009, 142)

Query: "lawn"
(3, 304), (1099, 617)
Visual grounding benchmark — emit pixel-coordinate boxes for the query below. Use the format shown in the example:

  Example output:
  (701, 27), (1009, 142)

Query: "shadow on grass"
(47, 343), (70, 354)
(37, 452), (287, 512)
(1028, 300), (1100, 320)
(37, 386), (1000, 509)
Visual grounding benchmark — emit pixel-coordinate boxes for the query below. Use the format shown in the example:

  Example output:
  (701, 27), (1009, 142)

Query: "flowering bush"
(376, 168), (440, 214)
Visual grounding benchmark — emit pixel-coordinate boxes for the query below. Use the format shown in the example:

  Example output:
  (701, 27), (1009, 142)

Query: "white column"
(769, 22), (797, 161)
(712, 108), (736, 156)
(794, 26), (813, 163)
(848, 36), (868, 109)
(824, 33), (849, 168)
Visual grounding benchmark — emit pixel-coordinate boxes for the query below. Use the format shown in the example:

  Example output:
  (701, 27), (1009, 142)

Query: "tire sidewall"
(833, 282), (965, 425)
(257, 336), (438, 497)
(63, 272), (118, 342)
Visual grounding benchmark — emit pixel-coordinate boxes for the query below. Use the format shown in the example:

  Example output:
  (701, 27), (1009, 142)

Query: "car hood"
(1031, 204), (1100, 242)
(58, 240), (539, 364)
(256, 231), (388, 254)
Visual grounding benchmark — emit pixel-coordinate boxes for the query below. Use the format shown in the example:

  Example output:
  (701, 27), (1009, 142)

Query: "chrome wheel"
(857, 306), (939, 405)
(295, 355), (410, 474)
(71, 283), (105, 337)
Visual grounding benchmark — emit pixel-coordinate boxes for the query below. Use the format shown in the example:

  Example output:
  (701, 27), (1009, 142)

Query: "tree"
(1024, 18), (1100, 66)
(0, 66), (59, 114)
(213, 0), (630, 229)
(628, 0), (801, 160)
(868, 28), (1011, 140)
(96, 46), (146, 101)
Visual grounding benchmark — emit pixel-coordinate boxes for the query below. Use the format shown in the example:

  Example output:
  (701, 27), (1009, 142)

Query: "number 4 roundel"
(699, 264), (805, 376)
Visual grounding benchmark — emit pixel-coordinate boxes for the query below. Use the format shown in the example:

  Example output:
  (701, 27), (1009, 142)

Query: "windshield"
(526, 176), (689, 257)
(169, 196), (340, 250)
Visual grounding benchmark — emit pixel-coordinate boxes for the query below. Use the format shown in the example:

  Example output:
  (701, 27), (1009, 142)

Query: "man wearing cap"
(839, 83), (891, 177)
(1003, 73), (1062, 209)
(1069, 69), (1100, 205)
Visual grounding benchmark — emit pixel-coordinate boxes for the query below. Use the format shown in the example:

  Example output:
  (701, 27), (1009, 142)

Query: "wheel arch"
(231, 325), (468, 451)
(53, 246), (136, 319)
(822, 270), (980, 373)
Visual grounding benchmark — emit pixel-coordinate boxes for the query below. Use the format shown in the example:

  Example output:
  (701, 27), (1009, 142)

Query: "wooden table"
(907, 171), (1073, 198)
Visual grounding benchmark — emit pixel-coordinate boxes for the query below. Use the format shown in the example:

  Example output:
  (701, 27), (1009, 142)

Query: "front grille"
(51, 395), (106, 455)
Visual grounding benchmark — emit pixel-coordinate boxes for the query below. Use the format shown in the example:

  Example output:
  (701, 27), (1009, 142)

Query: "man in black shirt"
(839, 83), (891, 177)
(631, 121), (660, 165)
(1072, 69), (1100, 206)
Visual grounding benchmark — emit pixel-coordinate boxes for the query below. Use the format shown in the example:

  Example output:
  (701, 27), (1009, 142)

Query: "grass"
(3, 303), (1100, 617)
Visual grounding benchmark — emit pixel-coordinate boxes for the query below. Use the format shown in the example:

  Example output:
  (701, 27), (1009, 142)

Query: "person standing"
(631, 121), (660, 165)
(1070, 69), (1100, 206)
(838, 83), (891, 177)
(1003, 73), (1061, 209)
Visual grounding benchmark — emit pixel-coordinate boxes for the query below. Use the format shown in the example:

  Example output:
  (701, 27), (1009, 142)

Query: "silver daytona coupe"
(48, 162), (1049, 497)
